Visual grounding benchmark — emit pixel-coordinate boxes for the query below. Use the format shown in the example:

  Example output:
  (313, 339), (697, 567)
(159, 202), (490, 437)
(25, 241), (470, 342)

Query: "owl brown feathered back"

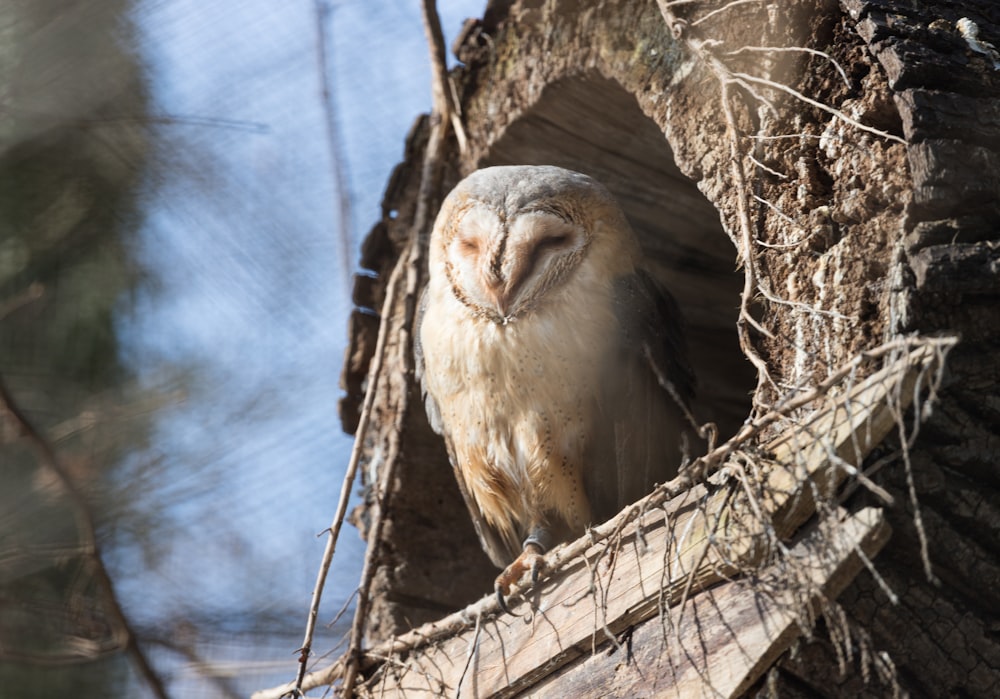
(414, 165), (693, 604)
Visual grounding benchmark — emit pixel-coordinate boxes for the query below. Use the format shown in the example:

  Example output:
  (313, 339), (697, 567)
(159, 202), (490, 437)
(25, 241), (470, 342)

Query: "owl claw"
(494, 542), (547, 614)
(495, 581), (513, 615)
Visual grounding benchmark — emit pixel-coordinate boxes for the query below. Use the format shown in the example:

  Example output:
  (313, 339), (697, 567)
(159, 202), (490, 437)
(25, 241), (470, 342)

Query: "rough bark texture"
(339, 0), (1000, 694)
(765, 2), (1000, 697)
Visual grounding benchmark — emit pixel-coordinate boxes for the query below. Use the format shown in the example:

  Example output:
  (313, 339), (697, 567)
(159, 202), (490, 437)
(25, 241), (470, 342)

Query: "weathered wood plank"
(528, 507), (890, 699)
(365, 486), (719, 698)
(765, 340), (946, 535)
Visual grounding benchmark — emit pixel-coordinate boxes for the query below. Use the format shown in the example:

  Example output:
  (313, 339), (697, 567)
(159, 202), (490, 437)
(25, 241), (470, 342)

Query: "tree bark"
(339, 0), (1000, 694)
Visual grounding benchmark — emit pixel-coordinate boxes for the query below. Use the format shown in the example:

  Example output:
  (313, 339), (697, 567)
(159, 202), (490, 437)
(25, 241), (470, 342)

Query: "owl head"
(429, 165), (638, 325)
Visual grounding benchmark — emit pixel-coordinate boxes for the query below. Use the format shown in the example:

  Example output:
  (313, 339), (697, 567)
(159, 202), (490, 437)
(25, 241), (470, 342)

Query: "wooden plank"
(365, 486), (725, 698)
(528, 507), (890, 699)
(368, 507), (888, 698)
(764, 340), (943, 535)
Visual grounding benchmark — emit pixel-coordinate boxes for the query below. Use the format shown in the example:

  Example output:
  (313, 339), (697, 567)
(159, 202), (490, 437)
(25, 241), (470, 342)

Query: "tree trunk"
(339, 0), (1000, 695)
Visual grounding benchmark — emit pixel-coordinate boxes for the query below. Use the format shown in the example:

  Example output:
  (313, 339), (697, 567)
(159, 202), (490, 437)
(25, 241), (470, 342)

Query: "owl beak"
(487, 287), (512, 319)
(482, 271), (513, 320)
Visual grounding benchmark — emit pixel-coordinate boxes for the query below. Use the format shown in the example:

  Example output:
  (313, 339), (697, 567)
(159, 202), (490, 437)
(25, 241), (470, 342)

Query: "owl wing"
(584, 269), (696, 524)
(414, 288), (515, 566)
(413, 287), (443, 433)
(613, 269), (695, 405)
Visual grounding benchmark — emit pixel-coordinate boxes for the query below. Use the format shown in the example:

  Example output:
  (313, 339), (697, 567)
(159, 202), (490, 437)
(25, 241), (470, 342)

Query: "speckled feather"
(415, 165), (693, 568)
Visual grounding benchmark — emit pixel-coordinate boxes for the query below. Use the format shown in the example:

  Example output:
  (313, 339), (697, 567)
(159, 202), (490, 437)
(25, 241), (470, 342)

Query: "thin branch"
(0, 282), (44, 320)
(755, 274), (855, 321)
(339, 1), (457, 697)
(455, 610), (482, 696)
(728, 71), (905, 144)
(0, 375), (170, 699)
(72, 113), (270, 134)
(747, 154), (789, 180)
(290, 259), (397, 696)
(142, 634), (243, 699)
(690, 0), (762, 27)
(747, 133), (824, 141)
(657, 0), (781, 404)
(716, 61), (778, 405)
(335, 245), (410, 699)
(313, 0), (355, 301)
(423, 0), (467, 154)
(749, 193), (814, 247)
(724, 46), (852, 89)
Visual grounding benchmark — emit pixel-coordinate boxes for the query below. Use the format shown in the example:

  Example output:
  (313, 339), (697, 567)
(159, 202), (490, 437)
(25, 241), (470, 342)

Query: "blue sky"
(120, 0), (484, 693)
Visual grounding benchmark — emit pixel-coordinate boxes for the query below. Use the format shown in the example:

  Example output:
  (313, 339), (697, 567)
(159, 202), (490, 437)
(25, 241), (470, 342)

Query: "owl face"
(443, 201), (589, 325)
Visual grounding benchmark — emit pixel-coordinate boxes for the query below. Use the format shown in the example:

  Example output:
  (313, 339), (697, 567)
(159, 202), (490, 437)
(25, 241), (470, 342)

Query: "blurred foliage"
(0, 0), (154, 695)
(0, 0), (477, 695)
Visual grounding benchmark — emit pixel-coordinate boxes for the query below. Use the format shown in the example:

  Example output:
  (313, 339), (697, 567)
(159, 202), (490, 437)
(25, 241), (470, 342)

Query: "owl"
(415, 165), (694, 610)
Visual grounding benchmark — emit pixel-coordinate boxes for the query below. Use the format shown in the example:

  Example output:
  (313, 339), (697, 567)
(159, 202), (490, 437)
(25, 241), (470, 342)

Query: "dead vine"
(657, 0), (910, 413)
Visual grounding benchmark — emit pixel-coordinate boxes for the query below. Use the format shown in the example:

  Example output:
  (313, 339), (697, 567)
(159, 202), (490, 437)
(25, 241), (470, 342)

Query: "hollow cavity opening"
(482, 73), (754, 438)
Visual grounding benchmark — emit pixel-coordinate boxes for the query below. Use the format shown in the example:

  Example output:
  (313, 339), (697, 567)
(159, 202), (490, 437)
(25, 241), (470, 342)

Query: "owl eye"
(534, 233), (572, 254)
(520, 232), (575, 281)
(458, 237), (480, 255)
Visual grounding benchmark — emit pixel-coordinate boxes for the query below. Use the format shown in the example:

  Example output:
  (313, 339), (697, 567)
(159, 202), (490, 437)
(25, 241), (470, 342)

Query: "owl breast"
(419, 262), (619, 559)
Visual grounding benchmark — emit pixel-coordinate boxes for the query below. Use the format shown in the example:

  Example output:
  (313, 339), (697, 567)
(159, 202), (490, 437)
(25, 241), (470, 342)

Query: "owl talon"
(531, 554), (545, 584)
(495, 582), (513, 615)
(494, 542), (546, 614)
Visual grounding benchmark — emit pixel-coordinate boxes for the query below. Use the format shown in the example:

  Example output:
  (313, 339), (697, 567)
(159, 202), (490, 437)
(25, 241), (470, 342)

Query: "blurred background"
(0, 1), (481, 696)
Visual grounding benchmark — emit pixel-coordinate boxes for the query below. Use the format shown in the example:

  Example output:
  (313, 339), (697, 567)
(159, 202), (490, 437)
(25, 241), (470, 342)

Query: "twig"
(142, 633), (243, 699)
(747, 154), (789, 180)
(313, 0), (355, 301)
(339, 1), (457, 697)
(0, 375), (170, 699)
(690, 0), (762, 27)
(290, 236), (400, 697)
(715, 54), (778, 400)
(334, 250), (409, 698)
(0, 282), (44, 320)
(724, 46), (852, 89)
(657, 0), (779, 403)
(728, 71), (905, 144)
(455, 611), (482, 697)
(892, 356), (939, 584)
(750, 194), (812, 244)
(746, 133), (824, 141)
(423, 0), (467, 154)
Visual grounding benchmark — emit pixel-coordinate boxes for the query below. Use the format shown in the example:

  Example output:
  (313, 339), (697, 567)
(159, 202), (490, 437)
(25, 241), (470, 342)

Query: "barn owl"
(415, 165), (693, 610)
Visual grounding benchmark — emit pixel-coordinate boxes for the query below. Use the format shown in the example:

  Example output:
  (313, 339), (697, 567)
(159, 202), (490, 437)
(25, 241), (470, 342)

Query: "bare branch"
(313, 0), (356, 302)
(0, 375), (170, 699)
(690, 0), (763, 27)
(729, 71), (905, 144)
(338, 1), (458, 697)
(725, 46), (852, 89)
